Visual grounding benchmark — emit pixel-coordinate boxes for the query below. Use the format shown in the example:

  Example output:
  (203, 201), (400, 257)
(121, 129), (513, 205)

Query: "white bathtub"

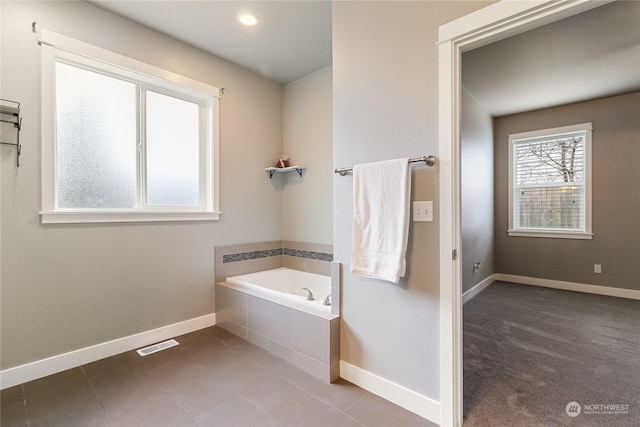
(216, 267), (340, 382)
(223, 267), (336, 320)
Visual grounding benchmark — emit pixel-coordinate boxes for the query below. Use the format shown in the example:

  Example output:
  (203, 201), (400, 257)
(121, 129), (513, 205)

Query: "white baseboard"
(462, 274), (496, 304)
(0, 313), (216, 390)
(339, 360), (440, 425)
(495, 274), (640, 300)
(462, 273), (640, 302)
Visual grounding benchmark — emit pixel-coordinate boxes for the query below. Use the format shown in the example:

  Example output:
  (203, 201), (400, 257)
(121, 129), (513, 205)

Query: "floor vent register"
(136, 339), (179, 356)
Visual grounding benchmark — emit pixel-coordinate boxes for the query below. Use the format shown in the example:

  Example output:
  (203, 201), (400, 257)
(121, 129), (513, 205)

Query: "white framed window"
(508, 123), (592, 239)
(40, 30), (220, 224)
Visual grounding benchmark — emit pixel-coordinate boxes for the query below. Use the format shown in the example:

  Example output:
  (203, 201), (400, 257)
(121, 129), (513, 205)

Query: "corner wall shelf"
(264, 165), (305, 179)
(0, 99), (22, 167)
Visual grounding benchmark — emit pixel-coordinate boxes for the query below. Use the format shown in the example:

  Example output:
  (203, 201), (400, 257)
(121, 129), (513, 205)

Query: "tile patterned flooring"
(1, 327), (436, 427)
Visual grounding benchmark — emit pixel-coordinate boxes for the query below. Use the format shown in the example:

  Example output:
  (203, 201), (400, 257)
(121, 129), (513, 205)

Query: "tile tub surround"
(215, 241), (284, 284)
(214, 241), (333, 283)
(283, 241), (333, 276)
(214, 242), (339, 382)
(215, 284), (340, 383)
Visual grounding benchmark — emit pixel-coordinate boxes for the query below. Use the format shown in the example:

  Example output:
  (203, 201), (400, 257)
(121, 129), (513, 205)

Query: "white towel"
(351, 158), (411, 283)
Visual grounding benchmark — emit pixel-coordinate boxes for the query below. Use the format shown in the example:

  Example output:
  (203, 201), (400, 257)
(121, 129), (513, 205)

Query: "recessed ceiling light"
(238, 13), (258, 26)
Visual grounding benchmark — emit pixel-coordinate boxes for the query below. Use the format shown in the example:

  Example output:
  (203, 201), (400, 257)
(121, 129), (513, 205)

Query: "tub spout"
(323, 295), (331, 306)
(302, 288), (315, 301)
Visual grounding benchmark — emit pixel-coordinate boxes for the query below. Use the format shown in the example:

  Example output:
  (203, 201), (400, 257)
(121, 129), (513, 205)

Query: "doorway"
(437, 1), (616, 426)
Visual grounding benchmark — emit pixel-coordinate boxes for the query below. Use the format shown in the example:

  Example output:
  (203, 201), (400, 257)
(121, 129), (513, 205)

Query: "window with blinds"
(508, 123), (593, 239)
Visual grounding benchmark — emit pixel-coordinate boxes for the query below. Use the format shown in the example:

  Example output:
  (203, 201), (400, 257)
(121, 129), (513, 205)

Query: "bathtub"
(224, 267), (336, 320)
(215, 267), (340, 382)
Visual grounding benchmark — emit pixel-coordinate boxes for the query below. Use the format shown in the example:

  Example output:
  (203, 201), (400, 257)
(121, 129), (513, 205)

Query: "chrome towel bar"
(334, 155), (436, 176)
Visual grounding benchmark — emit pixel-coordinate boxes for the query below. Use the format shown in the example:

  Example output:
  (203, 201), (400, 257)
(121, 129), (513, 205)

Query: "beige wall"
(282, 66), (333, 245)
(461, 88), (495, 293)
(333, 0), (493, 399)
(494, 92), (640, 290)
(0, 1), (283, 369)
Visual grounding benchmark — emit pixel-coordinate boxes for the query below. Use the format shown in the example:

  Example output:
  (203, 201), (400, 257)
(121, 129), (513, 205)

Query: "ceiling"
(88, 1), (638, 109)
(463, 0), (640, 117)
(88, 1), (332, 84)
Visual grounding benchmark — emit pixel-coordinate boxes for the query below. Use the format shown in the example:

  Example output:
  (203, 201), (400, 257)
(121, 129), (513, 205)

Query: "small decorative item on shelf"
(264, 157), (306, 179)
(276, 155), (290, 168)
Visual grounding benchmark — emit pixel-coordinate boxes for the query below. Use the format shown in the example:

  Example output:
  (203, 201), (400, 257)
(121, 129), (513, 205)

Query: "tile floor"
(1, 326), (436, 427)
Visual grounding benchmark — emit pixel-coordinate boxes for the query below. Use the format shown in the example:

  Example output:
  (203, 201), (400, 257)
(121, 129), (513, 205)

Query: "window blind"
(512, 131), (587, 232)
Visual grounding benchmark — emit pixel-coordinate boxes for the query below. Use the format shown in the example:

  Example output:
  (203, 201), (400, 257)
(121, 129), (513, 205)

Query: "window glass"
(55, 62), (137, 209)
(145, 90), (200, 207)
(513, 132), (585, 231)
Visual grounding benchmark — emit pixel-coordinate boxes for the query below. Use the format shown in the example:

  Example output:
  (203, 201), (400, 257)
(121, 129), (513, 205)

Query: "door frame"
(437, 1), (612, 425)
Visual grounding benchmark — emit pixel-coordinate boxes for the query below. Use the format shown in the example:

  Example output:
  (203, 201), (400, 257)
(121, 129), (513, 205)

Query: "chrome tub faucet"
(302, 288), (315, 301)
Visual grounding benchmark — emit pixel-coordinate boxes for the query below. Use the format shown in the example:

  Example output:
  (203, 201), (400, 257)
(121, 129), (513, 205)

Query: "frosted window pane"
(146, 91), (200, 206)
(55, 62), (137, 209)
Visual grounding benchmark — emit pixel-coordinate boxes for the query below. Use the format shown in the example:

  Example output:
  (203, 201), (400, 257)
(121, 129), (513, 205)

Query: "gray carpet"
(463, 281), (640, 426)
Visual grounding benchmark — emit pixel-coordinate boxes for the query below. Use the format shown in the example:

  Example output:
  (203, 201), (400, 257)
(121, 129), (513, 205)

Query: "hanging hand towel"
(351, 158), (411, 284)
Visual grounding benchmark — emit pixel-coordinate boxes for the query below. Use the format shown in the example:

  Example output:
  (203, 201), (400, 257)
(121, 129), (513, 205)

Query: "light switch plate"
(413, 201), (433, 222)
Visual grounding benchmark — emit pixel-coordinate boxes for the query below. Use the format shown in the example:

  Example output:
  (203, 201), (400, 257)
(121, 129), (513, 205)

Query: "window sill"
(40, 210), (221, 224)
(507, 230), (593, 240)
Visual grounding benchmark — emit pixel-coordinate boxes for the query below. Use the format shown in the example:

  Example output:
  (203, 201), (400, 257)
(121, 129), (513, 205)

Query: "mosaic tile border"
(223, 248), (282, 263)
(222, 247), (333, 263)
(283, 248), (333, 262)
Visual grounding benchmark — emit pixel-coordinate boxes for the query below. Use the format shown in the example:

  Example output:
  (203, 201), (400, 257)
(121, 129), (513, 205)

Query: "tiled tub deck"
(215, 280), (339, 383)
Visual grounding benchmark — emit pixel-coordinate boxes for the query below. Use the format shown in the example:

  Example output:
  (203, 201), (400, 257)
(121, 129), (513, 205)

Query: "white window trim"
(508, 122), (593, 240)
(39, 29), (221, 224)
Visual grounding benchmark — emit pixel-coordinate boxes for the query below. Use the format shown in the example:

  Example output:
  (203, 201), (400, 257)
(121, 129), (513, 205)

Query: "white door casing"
(437, 1), (612, 426)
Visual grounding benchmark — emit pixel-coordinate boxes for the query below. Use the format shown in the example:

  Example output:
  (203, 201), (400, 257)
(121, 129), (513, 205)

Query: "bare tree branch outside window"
(513, 133), (585, 230)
